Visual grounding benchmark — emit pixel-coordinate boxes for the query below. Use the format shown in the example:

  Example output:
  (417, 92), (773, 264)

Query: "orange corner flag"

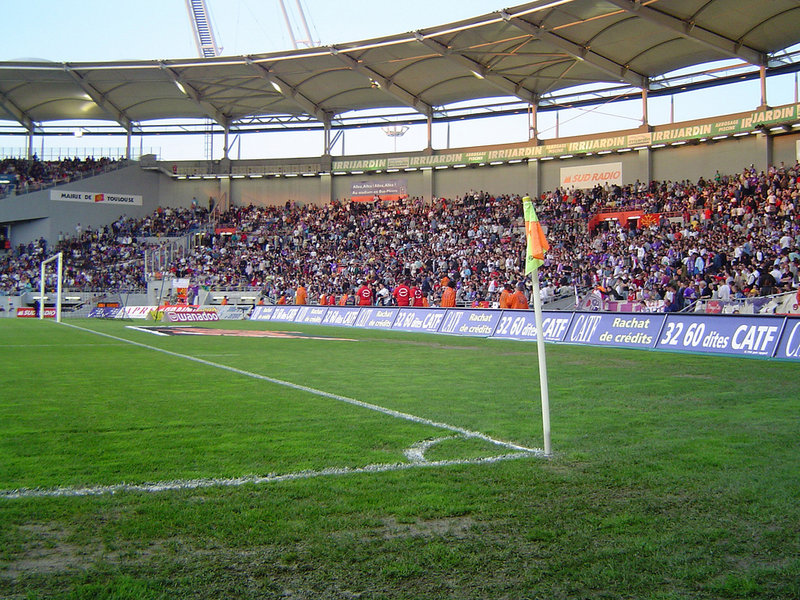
(522, 195), (549, 275)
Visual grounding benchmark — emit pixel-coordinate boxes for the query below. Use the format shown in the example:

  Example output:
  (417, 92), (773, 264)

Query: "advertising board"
(492, 311), (574, 342)
(320, 307), (359, 327)
(392, 308), (446, 333)
(438, 309), (501, 337)
(563, 313), (665, 348)
(655, 314), (782, 357)
(353, 307), (398, 329)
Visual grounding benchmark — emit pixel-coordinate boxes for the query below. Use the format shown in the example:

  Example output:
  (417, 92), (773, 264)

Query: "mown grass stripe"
(61, 322), (542, 455)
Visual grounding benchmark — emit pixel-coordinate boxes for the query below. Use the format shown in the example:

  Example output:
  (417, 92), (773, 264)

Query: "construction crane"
(278, 0), (318, 49)
(184, 0), (319, 158)
(185, 0), (222, 161)
(185, 0), (222, 58)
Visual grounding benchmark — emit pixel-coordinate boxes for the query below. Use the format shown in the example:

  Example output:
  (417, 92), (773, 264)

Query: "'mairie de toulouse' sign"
(51, 190), (142, 205)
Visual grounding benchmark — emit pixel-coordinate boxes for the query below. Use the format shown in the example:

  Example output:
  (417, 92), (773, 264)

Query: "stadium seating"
(1, 160), (798, 312)
(0, 155), (122, 199)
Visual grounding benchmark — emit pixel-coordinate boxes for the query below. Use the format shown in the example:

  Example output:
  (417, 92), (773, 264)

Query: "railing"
(685, 291), (797, 315)
(0, 160), (130, 200)
(0, 147), (160, 161)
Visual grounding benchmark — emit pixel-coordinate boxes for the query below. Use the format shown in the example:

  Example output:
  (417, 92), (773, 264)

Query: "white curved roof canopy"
(1, 0), (799, 130)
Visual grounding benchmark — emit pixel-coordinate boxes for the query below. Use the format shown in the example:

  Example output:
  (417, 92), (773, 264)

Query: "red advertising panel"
(17, 307), (56, 318)
(350, 179), (408, 202)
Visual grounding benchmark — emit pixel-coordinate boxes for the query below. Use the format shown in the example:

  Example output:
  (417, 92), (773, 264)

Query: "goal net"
(38, 252), (63, 323)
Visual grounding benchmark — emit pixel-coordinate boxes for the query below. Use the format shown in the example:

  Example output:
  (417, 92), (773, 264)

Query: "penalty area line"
(60, 322), (541, 456)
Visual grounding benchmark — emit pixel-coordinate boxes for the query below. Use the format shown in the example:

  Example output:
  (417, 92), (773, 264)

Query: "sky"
(3, 0), (515, 62)
(1, 1), (797, 160)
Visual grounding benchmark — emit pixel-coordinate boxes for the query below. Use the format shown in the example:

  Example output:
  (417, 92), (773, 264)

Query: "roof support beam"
(501, 12), (649, 90)
(603, 0), (767, 66)
(63, 65), (132, 129)
(246, 59), (330, 122)
(331, 49), (434, 117)
(0, 89), (34, 130)
(414, 33), (539, 105)
(160, 64), (229, 127)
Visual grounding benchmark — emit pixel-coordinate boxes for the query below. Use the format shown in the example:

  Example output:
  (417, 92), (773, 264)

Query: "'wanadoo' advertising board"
(163, 309), (219, 323)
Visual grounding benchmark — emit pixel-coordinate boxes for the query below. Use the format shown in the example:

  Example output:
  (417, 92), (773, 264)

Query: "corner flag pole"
(530, 272), (551, 456)
(522, 195), (551, 456)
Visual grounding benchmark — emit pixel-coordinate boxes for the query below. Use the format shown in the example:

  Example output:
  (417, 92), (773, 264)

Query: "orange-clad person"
(440, 280), (457, 307)
(498, 283), (513, 309)
(295, 282), (308, 305)
(509, 282), (529, 310)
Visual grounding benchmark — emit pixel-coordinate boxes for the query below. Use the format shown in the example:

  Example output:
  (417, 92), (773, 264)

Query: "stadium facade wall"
(652, 135), (762, 182)
(774, 132), (800, 166)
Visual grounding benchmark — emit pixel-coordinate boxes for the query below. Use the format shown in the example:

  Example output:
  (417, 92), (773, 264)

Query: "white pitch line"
(60, 322), (540, 455)
(126, 325), (169, 336)
(0, 452), (533, 500)
(404, 436), (456, 463)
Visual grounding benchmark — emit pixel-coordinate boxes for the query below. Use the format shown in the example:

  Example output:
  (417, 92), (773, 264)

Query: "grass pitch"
(0, 318), (798, 599)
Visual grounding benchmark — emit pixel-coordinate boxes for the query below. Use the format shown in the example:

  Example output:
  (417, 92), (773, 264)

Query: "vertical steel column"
(641, 88), (649, 126)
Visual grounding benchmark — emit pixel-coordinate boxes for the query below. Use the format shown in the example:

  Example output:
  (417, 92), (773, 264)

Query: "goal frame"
(39, 252), (63, 323)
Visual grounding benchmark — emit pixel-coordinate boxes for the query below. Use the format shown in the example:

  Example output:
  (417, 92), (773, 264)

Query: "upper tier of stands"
(0, 155), (123, 199)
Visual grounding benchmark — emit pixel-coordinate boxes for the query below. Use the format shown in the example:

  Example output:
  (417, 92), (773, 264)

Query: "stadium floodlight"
(39, 252), (63, 323)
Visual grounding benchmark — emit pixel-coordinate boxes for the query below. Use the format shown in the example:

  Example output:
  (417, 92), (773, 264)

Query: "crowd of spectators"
(1, 160), (799, 312)
(539, 161), (800, 310)
(0, 207), (208, 294)
(0, 155), (122, 197)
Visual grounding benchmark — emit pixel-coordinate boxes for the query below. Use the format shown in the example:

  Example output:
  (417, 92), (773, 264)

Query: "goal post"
(39, 252), (63, 323)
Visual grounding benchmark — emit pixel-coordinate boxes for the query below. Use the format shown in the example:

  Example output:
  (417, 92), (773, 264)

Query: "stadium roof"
(1, 0), (799, 130)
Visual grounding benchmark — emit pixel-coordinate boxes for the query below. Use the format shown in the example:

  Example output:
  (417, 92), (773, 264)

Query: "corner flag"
(523, 195), (549, 274)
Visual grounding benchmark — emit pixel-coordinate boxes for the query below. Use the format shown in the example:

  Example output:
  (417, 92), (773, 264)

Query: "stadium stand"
(1, 161), (798, 313)
(1, 0), (799, 318)
(0, 156), (123, 199)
